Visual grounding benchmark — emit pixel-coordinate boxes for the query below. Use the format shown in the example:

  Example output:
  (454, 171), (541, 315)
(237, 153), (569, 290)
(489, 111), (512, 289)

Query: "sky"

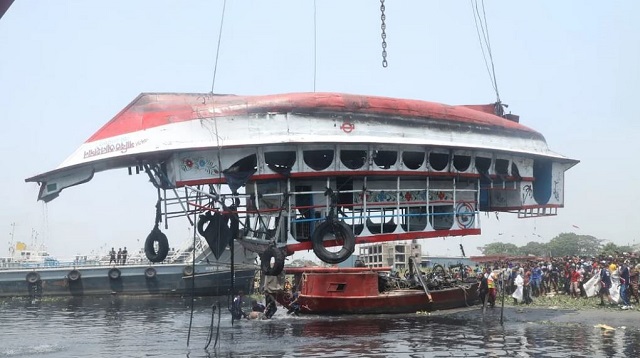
(1, 1), (639, 261)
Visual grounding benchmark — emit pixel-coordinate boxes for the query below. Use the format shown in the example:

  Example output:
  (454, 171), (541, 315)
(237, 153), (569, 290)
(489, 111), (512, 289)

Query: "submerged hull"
(0, 263), (255, 298)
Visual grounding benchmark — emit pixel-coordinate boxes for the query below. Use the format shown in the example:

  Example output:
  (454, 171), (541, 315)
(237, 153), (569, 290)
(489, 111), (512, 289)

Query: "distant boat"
(272, 263), (479, 315)
(0, 236), (256, 298)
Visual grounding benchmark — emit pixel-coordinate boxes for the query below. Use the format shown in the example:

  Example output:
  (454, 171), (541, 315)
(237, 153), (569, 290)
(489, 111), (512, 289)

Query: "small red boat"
(273, 265), (479, 315)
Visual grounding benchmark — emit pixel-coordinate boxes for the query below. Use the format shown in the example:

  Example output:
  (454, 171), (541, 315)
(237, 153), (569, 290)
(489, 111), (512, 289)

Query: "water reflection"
(1, 299), (640, 358)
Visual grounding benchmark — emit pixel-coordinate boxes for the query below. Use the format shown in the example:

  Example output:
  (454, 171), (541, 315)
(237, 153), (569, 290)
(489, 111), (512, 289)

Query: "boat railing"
(153, 176), (481, 254)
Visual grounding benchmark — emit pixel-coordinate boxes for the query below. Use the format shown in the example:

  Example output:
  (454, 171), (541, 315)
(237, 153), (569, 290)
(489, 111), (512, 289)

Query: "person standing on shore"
(569, 265), (582, 299)
(523, 267), (533, 304)
(531, 264), (542, 297)
(487, 271), (497, 308)
(512, 268), (524, 304)
(619, 260), (631, 309)
(599, 261), (614, 306)
(478, 273), (488, 308)
(630, 264), (640, 304)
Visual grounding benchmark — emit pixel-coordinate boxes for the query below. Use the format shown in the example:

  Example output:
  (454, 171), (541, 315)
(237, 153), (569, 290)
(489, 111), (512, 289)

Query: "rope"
(186, 191), (200, 348)
(470, 0), (500, 103)
(204, 303), (221, 350)
(313, 0), (317, 92)
(210, 0), (227, 93)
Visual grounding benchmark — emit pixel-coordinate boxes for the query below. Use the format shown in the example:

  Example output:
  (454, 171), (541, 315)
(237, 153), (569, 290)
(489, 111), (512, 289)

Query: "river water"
(0, 296), (638, 357)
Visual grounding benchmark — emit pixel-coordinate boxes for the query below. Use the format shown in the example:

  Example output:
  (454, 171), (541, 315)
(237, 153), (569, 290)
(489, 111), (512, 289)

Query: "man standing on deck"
(117, 248), (122, 265)
(121, 247), (128, 265)
(109, 248), (116, 264)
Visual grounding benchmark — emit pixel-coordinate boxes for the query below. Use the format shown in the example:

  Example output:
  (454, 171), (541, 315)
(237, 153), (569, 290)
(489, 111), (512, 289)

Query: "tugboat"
(272, 259), (479, 315)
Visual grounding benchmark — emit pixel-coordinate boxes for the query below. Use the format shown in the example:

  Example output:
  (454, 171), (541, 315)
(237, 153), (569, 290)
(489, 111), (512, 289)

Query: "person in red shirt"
(569, 266), (582, 299)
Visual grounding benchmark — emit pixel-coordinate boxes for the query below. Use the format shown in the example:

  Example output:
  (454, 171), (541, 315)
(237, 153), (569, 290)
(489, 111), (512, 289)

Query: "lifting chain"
(380, 0), (388, 68)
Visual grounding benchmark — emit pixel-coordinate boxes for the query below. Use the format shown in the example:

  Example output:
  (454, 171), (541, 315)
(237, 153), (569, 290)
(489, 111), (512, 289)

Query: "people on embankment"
(472, 252), (640, 310)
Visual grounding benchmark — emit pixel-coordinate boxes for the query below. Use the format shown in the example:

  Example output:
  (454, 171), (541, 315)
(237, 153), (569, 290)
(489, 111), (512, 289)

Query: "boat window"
(225, 154), (257, 173)
(429, 205), (454, 230)
(340, 150), (367, 169)
(495, 159), (509, 176)
(475, 157), (492, 175)
(476, 157), (491, 181)
(373, 150), (397, 169)
(303, 150), (334, 171)
(327, 283), (346, 292)
(429, 152), (449, 171)
(402, 151), (424, 170)
(511, 162), (521, 179)
(401, 207), (427, 232)
(265, 151), (296, 174)
(453, 154), (471, 172)
(366, 209), (397, 234)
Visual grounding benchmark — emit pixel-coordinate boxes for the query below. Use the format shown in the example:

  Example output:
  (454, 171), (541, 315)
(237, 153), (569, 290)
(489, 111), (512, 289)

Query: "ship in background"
(0, 225), (256, 298)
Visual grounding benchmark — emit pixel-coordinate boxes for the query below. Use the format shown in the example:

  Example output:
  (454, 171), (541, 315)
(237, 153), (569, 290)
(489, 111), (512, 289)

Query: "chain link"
(380, 0), (387, 68)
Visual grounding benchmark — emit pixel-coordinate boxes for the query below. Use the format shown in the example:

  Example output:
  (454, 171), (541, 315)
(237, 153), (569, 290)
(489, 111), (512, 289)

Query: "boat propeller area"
(25, 92), (578, 276)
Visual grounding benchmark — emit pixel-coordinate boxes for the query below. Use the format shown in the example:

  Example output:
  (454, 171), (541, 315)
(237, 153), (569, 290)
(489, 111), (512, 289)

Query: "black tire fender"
(311, 220), (355, 265)
(261, 246), (285, 276)
(183, 265), (194, 276)
(145, 267), (157, 279)
(26, 271), (40, 284)
(144, 227), (170, 263)
(68, 269), (81, 281)
(108, 268), (121, 280)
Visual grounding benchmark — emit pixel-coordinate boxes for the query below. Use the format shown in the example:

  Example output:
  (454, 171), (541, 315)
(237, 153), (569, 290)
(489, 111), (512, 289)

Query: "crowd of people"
(473, 252), (640, 310)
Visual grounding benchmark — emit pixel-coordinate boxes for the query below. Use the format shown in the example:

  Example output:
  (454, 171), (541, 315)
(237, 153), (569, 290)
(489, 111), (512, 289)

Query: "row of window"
(229, 149), (519, 176)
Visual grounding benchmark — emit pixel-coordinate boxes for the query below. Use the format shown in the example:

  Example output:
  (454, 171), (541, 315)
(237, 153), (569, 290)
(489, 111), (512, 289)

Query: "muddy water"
(0, 296), (638, 357)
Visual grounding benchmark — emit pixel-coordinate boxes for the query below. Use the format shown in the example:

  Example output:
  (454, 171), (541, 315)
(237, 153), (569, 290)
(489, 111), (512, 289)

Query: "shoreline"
(428, 293), (640, 328)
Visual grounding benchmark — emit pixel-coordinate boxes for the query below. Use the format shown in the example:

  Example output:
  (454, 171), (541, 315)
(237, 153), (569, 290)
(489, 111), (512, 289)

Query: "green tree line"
(479, 232), (636, 257)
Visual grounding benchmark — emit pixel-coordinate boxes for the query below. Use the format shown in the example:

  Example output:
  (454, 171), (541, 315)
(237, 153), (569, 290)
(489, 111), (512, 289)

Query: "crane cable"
(210, 0), (227, 93)
(313, 0), (317, 91)
(470, 0), (501, 105)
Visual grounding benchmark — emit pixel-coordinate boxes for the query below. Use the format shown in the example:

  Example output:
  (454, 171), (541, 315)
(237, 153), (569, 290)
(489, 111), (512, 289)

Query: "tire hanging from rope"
(261, 245), (286, 276)
(145, 198), (170, 263)
(144, 226), (169, 263)
(311, 219), (355, 264)
(311, 188), (356, 264)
